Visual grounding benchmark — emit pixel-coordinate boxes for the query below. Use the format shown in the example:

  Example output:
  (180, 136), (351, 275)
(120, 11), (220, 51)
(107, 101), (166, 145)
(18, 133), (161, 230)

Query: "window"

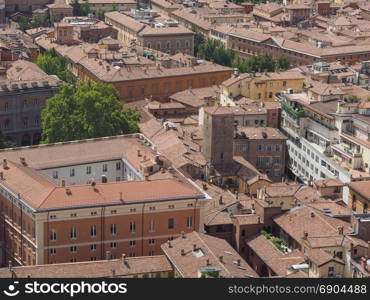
(116, 162), (121, 170)
(4, 102), (8, 111)
(23, 117), (28, 128)
(86, 166), (91, 174)
(111, 224), (117, 235)
(34, 99), (38, 106)
(50, 248), (56, 256)
(50, 229), (57, 241)
(149, 239), (155, 245)
(91, 211), (97, 216)
(70, 227), (77, 239)
(129, 221), (136, 233)
(91, 257), (97, 261)
(70, 258), (77, 262)
(52, 171), (58, 179)
(149, 206), (155, 211)
(168, 218), (174, 230)
(23, 99), (28, 108)
(91, 244), (96, 251)
(70, 213), (77, 217)
(149, 250), (155, 256)
(70, 246), (77, 253)
(129, 240), (136, 247)
(34, 118), (39, 126)
(149, 220), (155, 232)
(187, 203), (193, 207)
(166, 41), (171, 49)
(156, 42), (161, 50)
(111, 242), (117, 248)
(176, 40), (180, 48)
(91, 225), (97, 237)
(102, 164), (108, 172)
(130, 208), (136, 213)
(146, 42), (151, 48)
(168, 205), (175, 209)
(70, 168), (75, 177)
(111, 210), (117, 214)
(186, 216), (193, 229)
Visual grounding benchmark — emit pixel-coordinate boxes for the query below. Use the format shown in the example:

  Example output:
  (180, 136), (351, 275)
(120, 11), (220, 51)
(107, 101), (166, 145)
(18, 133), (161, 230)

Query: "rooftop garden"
(261, 229), (288, 254)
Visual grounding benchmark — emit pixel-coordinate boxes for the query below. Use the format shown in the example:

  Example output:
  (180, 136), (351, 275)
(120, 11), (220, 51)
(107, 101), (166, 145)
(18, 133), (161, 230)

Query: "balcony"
(281, 102), (305, 121)
(331, 143), (362, 159)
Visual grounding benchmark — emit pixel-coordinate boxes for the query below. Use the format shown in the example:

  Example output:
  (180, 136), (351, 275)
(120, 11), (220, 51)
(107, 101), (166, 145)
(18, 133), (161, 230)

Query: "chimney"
(137, 149), (141, 157)
(3, 159), (8, 169)
(61, 180), (65, 187)
(181, 249), (185, 256)
(360, 256), (367, 270)
(219, 256), (223, 263)
(337, 226), (344, 235)
(193, 244), (197, 251)
(122, 253), (126, 264)
(303, 231), (308, 239)
(310, 212), (315, 218)
(219, 196), (223, 205)
(206, 258), (210, 266)
(181, 231), (185, 239)
(237, 259), (241, 266)
(168, 240), (172, 248)
(20, 157), (26, 166)
(106, 251), (111, 260)
(202, 183), (207, 190)
(111, 269), (116, 277)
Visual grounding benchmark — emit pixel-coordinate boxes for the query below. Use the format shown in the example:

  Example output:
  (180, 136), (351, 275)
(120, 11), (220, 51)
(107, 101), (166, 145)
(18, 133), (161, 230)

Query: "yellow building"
(348, 180), (370, 213)
(220, 71), (305, 105)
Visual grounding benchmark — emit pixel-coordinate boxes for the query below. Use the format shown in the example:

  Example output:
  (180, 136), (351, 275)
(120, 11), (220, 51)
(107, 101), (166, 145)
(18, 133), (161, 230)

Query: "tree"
(18, 13), (51, 31)
(346, 95), (361, 103)
(41, 81), (141, 143)
(95, 8), (105, 21)
(197, 39), (235, 67)
(232, 54), (291, 73)
(72, 0), (83, 16)
(0, 131), (15, 149)
(275, 56), (290, 71)
(36, 49), (76, 84)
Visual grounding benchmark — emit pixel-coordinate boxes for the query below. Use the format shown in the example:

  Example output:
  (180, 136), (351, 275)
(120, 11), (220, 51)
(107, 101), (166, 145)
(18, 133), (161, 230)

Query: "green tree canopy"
(72, 0), (90, 16)
(36, 48), (76, 84)
(0, 131), (15, 149)
(18, 13), (51, 31)
(232, 54), (290, 73)
(197, 39), (236, 67)
(41, 81), (141, 143)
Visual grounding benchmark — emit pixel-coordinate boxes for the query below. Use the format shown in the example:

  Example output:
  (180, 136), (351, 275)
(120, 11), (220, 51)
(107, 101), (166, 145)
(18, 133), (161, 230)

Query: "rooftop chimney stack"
(219, 256), (223, 263)
(237, 259), (241, 266)
(193, 244), (197, 251)
(3, 159), (8, 169)
(181, 249), (185, 256)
